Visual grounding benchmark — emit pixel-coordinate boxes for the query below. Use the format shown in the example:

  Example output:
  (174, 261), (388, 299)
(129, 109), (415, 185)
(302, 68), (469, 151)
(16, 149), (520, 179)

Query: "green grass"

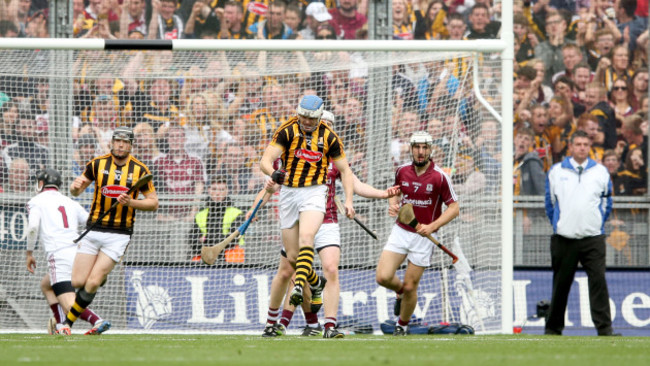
(1, 334), (649, 366)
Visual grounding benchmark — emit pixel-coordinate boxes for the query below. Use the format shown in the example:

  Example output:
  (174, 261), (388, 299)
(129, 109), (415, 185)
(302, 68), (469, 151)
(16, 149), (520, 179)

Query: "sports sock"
(294, 247), (315, 290)
(279, 309), (294, 328)
(304, 312), (319, 328)
(80, 309), (101, 325)
(266, 307), (280, 324)
(49, 303), (62, 324)
(306, 268), (322, 289)
(397, 317), (410, 327)
(64, 288), (96, 327)
(324, 317), (337, 330)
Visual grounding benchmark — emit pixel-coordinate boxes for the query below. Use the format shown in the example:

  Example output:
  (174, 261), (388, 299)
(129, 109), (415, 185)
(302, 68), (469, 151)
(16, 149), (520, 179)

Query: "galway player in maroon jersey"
(375, 131), (460, 336)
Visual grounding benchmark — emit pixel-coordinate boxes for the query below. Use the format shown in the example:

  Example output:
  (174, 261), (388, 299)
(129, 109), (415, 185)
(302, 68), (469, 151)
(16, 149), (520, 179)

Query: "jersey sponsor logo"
(295, 148), (323, 163)
(164, 29), (179, 40)
(426, 184), (433, 192)
(247, 2), (268, 16)
(403, 197), (433, 206)
(402, 182), (409, 187)
(101, 185), (129, 198)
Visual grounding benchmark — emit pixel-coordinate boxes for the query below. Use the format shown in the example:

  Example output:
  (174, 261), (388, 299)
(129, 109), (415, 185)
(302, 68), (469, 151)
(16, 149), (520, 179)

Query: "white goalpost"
(0, 34), (513, 334)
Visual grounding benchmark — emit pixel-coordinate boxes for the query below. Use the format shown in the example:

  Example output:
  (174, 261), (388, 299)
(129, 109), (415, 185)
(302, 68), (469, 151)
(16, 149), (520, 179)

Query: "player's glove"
(271, 169), (287, 184)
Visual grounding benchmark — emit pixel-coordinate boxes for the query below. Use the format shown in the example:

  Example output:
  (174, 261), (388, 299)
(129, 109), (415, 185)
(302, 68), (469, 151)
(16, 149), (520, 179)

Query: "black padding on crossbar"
(105, 40), (173, 50)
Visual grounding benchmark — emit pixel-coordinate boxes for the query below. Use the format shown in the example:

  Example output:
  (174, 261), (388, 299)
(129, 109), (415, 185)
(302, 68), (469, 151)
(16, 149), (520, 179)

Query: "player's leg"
(319, 245), (343, 338)
(291, 209), (324, 305)
(40, 274), (61, 335)
(397, 262), (425, 331)
(263, 252), (295, 337)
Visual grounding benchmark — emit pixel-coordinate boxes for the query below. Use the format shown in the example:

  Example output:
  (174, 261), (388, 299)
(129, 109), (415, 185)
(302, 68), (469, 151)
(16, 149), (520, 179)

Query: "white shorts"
(279, 185), (327, 229)
(77, 230), (131, 262)
(383, 225), (438, 267)
(47, 245), (77, 285)
(314, 223), (341, 250)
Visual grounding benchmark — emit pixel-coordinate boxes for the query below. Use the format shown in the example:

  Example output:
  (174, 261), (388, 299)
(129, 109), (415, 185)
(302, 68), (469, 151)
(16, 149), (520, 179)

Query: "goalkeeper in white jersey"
(25, 168), (111, 335)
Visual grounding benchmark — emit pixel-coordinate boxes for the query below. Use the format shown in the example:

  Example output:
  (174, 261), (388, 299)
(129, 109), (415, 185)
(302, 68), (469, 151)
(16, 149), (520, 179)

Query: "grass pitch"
(1, 334), (648, 366)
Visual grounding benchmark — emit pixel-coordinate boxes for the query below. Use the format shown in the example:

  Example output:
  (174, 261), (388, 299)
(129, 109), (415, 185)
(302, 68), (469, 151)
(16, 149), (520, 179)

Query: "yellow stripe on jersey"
(84, 154), (155, 233)
(270, 117), (344, 188)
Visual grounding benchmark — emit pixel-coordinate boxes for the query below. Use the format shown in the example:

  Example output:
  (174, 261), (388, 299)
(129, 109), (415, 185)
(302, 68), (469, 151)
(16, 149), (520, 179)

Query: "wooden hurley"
(397, 203), (458, 263)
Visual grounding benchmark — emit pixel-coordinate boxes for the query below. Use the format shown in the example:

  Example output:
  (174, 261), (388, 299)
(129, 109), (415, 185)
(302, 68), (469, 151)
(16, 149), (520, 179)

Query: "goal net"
(0, 43), (506, 334)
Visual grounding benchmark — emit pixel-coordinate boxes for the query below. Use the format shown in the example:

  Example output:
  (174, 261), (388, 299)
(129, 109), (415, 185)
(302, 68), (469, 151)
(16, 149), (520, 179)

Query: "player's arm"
(417, 201), (459, 236)
(70, 175), (92, 196)
(352, 174), (400, 199)
(388, 191), (402, 217)
(260, 144), (284, 179)
(118, 190), (159, 211)
(25, 205), (40, 274)
(333, 157), (355, 219)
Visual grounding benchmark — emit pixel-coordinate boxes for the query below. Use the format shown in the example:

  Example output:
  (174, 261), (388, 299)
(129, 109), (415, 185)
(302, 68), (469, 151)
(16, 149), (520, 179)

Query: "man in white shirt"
(25, 168), (111, 335)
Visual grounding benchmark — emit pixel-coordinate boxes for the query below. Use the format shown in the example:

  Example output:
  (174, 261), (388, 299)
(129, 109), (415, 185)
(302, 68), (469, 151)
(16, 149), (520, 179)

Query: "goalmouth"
(0, 35), (513, 334)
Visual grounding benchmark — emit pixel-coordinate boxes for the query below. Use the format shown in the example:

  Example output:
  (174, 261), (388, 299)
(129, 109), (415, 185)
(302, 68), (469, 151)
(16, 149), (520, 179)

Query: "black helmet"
(112, 126), (134, 144)
(36, 168), (62, 191)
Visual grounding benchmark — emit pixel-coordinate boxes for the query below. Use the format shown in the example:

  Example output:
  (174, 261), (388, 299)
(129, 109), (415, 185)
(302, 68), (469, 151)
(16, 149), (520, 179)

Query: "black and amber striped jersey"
(270, 116), (345, 188)
(83, 154), (155, 234)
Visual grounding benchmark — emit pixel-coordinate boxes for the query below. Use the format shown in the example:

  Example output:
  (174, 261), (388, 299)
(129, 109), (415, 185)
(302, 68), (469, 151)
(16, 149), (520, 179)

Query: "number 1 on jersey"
(58, 206), (69, 228)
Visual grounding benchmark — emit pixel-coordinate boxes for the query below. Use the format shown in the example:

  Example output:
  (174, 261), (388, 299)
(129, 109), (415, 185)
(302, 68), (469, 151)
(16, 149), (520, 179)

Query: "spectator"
(154, 126), (206, 222)
(465, 3), (500, 39)
(185, 91), (231, 162)
(0, 101), (19, 147)
(119, 0), (148, 39)
(513, 13), (537, 66)
(71, 133), (98, 208)
(548, 95), (576, 159)
(150, 0), (185, 39)
(392, 0), (413, 40)
(584, 82), (617, 149)
(187, 175), (245, 263)
(249, 0), (292, 39)
(212, 142), (258, 195)
(0, 19), (19, 37)
(445, 12), (467, 40)
(132, 122), (162, 168)
(629, 68), (648, 109)
(534, 10), (574, 86)
(553, 75), (583, 119)
(609, 79), (636, 122)
(529, 59), (555, 104)
(615, 0), (646, 52)
(139, 79), (180, 152)
(615, 147), (647, 195)
(586, 29), (616, 71)
(602, 149), (622, 181)
(391, 109), (420, 166)
(596, 44), (634, 91)
(414, 0), (447, 40)
(572, 62), (594, 103)
(250, 84), (291, 145)
(474, 119), (501, 193)
(575, 112), (606, 162)
(217, 1), (252, 39)
(551, 43), (584, 84)
(329, 0), (367, 40)
(283, 2), (302, 34)
(514, 128), (546, 195)
(184, 0), (221, 39)
(80, 0), (119, 37)
(2, 111), (49, 179)
(78, 95), (121, 153)
(619, 112), (647, 163)
(24, 8), (48, 38)
(6, 157), (31, 193)
(529, 104), (559, 171)
(315, 23), (338, 39)
(300, 2), (333, 40)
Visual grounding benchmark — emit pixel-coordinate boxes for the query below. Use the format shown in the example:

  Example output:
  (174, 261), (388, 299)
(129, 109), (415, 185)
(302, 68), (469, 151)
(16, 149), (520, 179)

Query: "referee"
(544, 130), (619, 336)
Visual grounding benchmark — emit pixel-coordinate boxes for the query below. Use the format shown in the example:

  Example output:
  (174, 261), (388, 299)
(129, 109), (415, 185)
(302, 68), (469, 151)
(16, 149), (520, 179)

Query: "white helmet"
(409, 131), (434, 146)
(296, 95), (324, 119)
(321, 110), (335, 125)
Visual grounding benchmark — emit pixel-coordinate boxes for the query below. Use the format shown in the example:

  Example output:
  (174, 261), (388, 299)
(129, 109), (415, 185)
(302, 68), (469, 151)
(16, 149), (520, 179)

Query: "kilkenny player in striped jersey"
(260, 95), (356, 313)
(59, 127), (158, 335)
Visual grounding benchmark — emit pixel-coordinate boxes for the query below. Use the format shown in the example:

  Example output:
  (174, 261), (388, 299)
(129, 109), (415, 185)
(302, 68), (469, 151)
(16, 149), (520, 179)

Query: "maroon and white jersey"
(395, 160), (457, 233)
(323, 163), (340, 224)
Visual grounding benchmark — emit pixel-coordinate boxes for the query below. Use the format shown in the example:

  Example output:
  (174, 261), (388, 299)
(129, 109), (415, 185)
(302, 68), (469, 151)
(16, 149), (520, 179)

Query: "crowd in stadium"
(0, 0), (648, 206)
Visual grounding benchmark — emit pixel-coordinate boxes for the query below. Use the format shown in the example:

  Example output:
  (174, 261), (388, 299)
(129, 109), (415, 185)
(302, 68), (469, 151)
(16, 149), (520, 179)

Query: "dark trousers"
(545, 234), (613, 335)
